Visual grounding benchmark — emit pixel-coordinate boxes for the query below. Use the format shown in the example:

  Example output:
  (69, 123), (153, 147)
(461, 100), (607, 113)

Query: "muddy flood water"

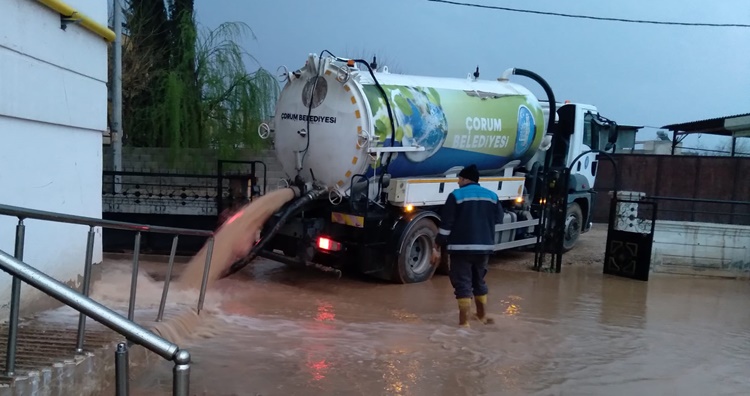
(123, 227), (750, 396)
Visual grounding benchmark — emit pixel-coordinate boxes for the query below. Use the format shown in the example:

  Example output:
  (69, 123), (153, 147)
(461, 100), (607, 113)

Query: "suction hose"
(220, 186), (328, 278)
(500, 67), (557, 169)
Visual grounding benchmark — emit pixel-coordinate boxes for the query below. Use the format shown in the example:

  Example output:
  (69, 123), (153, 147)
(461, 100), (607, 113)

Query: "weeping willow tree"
(195, 22), (279, 159)
(117, 0), (279, 162)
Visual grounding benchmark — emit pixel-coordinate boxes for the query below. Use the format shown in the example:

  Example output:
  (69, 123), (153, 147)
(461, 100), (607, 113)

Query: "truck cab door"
(559, 104), (598, 190)
(579, 110), (599, 190)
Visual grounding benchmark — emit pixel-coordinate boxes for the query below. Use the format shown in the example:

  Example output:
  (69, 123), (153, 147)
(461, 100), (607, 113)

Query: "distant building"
(631, 140), (683, 155)
(604, 124), (641, 153)
(0, 0), (113, 320)
(662, 113), (750, 156)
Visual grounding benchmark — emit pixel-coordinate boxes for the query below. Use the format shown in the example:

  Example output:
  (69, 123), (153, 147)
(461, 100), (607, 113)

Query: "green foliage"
(118, 1), (279, 163)
(195, 21), (279, 159)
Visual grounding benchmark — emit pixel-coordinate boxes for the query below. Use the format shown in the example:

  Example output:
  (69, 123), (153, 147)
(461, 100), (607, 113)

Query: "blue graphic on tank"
(514, 105), (536, 157)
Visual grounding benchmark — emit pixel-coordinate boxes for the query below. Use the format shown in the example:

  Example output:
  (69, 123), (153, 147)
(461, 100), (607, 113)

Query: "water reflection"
(501, 295), (523, 317)
(304, 343), (330, 384)
(382, 350), (422, 395)
(599, 275), (648, 329)
(315, 301), (336, 322)
(125, 260), (750, 396)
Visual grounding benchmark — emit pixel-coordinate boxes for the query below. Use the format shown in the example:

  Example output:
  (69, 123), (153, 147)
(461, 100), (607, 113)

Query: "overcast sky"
(195, 0), (750, 152)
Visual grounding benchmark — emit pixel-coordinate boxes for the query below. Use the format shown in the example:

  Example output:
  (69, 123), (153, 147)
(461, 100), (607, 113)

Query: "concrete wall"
(0, 0), (108, 320)
(651, 221), (750, 278)
(101, 146), (287, 215)
(609, 193), (750, 278)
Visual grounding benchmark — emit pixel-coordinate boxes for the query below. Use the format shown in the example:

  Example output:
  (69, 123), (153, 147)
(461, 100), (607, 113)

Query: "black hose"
(527, 161), (540, 204)
(510, 68), (557, 169)
(352, 58), (396, 202)
(220, 187), (328, 278)
(505, 68), (558, 269)
(299, 50), (335, 173)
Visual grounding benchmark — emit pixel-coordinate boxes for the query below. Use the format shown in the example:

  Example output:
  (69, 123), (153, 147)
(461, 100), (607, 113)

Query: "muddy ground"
(129, 223), (609, 283)
(490, 223), (608, 272)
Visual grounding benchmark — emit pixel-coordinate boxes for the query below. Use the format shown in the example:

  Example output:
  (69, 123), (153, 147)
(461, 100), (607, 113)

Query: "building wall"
(0, 0), (108, 320)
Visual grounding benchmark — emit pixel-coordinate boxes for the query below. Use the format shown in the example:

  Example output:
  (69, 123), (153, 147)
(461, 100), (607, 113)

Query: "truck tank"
(270, 54), (546, 192)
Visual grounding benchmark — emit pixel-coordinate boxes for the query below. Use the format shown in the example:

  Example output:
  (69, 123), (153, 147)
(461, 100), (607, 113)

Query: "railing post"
(157, 235), (179, 322)
(128, 232), (141, 321)
(172, 349), (191, 396)
(197, 237), (215, 314)
(76, 226), (96, 353)
(4, 218), (25, 377)
(0, 250), (179, 361)
(115, 342), (130, 396)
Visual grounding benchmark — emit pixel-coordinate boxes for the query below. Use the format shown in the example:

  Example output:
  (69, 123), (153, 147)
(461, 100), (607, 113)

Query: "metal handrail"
(0, 203), (215, 321)
(0, 249), (191, 394)
(0, 202), (217, 394)
(0, 203), (214, 236)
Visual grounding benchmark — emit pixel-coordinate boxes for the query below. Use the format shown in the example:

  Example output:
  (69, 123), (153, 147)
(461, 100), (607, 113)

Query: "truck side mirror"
(591, 113), (618, 153)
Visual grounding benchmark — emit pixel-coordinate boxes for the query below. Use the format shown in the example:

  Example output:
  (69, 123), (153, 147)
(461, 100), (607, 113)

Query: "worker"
(435, 164), (503, 327)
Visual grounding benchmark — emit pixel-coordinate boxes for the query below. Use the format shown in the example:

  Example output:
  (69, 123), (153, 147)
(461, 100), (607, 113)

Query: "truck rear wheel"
(393, 218), (439, 284)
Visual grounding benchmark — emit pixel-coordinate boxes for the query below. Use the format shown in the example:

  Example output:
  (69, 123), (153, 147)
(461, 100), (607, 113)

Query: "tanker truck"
(222, 52), (619, 283)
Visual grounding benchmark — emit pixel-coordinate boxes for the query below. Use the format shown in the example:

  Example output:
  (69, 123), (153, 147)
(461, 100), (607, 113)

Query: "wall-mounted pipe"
(35, 0), (116, 42)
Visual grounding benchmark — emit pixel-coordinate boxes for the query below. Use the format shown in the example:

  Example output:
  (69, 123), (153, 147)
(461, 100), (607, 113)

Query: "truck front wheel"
(393, 217), (439, 284)
(563, 202), (583, 252)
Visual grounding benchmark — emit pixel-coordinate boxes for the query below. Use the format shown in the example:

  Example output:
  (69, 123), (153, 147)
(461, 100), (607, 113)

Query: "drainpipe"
(112, 0), (123, 192)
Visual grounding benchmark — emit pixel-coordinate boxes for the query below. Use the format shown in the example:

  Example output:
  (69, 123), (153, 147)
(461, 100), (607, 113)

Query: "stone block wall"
(102, 146), (283, 174)
(102, 146), (287, 215)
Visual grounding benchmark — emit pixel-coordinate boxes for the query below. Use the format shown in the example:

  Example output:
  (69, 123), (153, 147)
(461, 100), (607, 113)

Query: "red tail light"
(317, 237), (342, 252)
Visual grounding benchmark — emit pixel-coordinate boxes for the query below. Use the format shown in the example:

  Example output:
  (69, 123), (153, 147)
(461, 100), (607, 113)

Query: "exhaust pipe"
(220, 186), (328, 278)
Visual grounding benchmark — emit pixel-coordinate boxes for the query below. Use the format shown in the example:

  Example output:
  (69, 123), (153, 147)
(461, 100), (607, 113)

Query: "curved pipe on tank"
(219, 186), (328, 279)
(499, 68), (557, 145)
(499, 68), (557, 169)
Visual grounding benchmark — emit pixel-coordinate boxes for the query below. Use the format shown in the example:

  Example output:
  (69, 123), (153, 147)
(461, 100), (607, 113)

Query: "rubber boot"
(457, 298), (472, 328)
(474, 294), (495, 324)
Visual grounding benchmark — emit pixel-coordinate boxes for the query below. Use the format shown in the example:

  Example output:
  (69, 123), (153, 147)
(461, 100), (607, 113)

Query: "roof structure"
(619, 124), (644, 132)
(661, 112), (750, 138)
(660, 112), (750, 156)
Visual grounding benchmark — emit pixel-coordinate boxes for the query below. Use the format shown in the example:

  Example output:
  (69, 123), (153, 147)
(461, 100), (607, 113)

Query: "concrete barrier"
(609, 191), (750, 279)
(651, 220), (750, 278)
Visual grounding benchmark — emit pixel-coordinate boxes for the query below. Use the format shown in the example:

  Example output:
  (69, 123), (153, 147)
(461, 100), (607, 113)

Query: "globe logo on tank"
(514, 105), (536, 157)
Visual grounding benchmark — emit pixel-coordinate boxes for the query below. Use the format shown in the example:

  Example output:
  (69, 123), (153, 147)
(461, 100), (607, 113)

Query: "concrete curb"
(0, 307), (209, 396)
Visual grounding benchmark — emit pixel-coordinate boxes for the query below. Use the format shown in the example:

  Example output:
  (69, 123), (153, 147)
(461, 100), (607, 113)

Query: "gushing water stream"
(174, 187), (297, 292)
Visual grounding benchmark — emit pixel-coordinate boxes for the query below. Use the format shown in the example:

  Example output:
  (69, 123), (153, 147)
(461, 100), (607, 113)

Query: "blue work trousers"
(448, 254), (490, 299)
